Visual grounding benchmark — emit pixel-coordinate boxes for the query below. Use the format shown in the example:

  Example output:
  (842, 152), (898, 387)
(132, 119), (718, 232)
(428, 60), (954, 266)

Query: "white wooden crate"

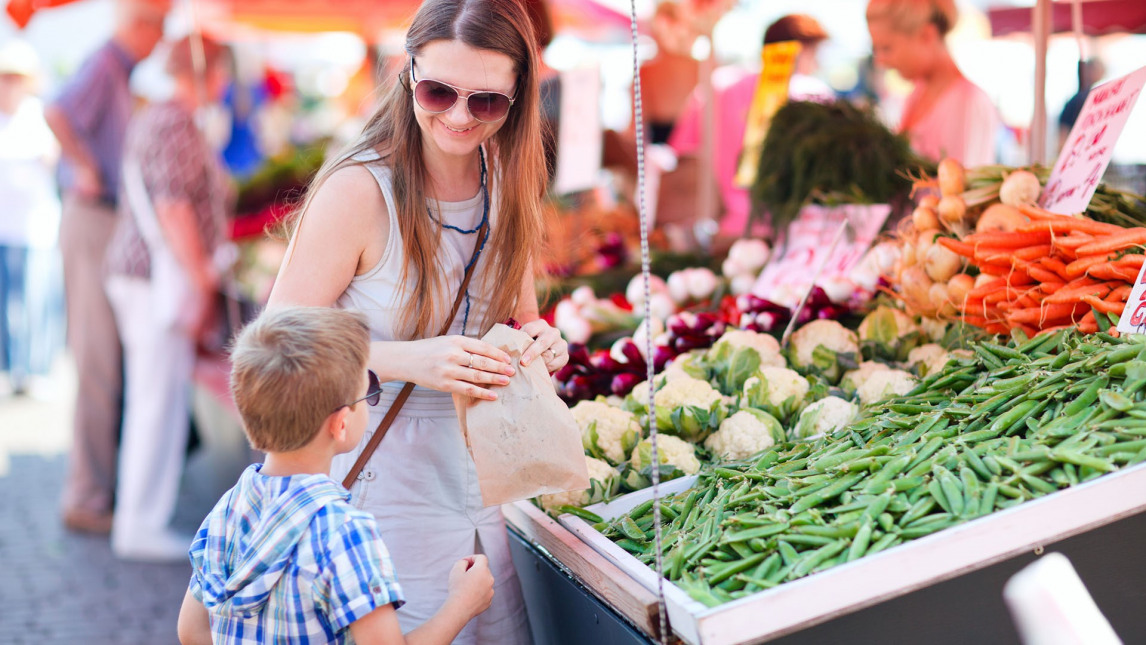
(559, 463), (1146, 645)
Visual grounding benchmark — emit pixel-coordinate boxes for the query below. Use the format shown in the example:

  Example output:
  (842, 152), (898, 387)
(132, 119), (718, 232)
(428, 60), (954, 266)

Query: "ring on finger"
(467, 353), (475, 369)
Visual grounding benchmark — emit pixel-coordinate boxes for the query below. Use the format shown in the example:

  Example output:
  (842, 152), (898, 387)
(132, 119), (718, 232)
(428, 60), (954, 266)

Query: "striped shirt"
(189, 464), (404, 644)
(51, 41), (136, 206)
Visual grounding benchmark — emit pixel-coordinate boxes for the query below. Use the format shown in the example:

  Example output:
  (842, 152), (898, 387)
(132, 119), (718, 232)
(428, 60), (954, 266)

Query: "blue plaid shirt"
(189, 464), (404, 644)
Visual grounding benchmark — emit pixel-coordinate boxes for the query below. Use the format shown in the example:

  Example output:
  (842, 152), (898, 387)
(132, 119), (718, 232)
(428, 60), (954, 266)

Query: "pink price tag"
(1041, 65), (1146, 215)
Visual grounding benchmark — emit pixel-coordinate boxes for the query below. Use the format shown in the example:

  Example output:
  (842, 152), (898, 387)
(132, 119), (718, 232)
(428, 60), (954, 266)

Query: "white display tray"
(559, 463), (1146, 645)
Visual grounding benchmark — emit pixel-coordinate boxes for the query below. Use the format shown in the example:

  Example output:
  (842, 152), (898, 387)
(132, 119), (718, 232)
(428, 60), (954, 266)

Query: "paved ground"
(0, 358), (245, 644)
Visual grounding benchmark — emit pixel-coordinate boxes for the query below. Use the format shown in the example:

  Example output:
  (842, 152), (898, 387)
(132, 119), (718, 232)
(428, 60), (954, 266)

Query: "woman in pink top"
(867, 0), (999, 166)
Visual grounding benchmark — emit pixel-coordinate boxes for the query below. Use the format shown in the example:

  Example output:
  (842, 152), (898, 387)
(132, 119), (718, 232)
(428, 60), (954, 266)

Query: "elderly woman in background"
(104, 35), (232, 561)
(866, 0), (999, 166)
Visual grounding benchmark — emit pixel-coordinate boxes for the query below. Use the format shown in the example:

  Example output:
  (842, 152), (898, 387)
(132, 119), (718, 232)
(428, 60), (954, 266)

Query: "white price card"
(1116, 261), (1146, 335)
(752, 203), (889, 304)
(1041, 65), (1146, 215)
(552, 66), (603, 196)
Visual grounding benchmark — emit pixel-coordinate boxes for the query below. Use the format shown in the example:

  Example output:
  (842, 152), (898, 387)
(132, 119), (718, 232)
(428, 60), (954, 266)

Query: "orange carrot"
(1052, 235), (1095, 250)
(1109, 285), (1133, 301)
(1007, 302), (1087, 324)
(1040, 281), (1066, 294)
(1044, 281), (1112, 304)
(1081, 294), (1125, 314)
(937, 237), (976, 258)
(965, 230), (1053, 248)
(1028, 266), (1061, 283)
(1078, 319), (1099, 334)
(1018, 204), (1073, 221)
(1116, 254), (1145, 268)
(1014, 245), (1054, 261)
(985, 323), (1010, 335)
(1065, 255), (1114, 279)
(1039, 257), (1070, 280)
(1019, 218), (1123, 237)
(1075, 229), (1146, 255)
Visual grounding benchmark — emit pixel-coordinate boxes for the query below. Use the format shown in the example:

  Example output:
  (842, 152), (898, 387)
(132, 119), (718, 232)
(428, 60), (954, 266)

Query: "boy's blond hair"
(230, 307), (371, 452)
(866, 0), (958, 37)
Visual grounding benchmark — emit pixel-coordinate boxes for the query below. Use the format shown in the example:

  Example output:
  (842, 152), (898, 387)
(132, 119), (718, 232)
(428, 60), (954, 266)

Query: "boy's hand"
(447, 555), (494, 618)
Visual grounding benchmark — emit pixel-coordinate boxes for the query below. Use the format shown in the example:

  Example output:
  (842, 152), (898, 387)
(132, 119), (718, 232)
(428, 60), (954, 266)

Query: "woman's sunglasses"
(410, 58), (516, 123)
(341, 370), (382, 411)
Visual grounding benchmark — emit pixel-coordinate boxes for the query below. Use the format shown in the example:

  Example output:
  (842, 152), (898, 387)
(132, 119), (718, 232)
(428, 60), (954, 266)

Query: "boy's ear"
(323, 406), (351, 443)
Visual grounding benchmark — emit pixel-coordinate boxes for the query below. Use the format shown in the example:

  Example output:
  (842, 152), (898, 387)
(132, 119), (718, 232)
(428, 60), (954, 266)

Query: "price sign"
(1041, 65), (1146, 215)
(751, 203), (890, 303)
(733, 41), (799, 189)
(1116, 260), (1146, 335)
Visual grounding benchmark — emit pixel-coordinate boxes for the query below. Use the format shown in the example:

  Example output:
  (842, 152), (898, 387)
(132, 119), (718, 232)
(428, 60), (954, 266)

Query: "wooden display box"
(552, 464), (1146, 645)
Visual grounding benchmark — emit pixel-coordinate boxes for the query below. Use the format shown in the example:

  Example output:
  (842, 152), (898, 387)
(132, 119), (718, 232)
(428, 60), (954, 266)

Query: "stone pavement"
(0, 358), (246, 645)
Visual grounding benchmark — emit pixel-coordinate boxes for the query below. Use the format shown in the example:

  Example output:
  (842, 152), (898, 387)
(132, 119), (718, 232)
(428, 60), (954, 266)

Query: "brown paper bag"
(455, 324), (589, 506)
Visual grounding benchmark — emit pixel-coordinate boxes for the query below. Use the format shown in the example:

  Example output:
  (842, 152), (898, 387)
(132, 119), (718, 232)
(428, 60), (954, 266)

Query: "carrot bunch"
(936, 205), (1145, 336)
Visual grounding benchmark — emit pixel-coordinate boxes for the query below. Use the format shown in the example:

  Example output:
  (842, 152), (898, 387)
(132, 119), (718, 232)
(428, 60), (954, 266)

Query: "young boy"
(177, 307), (494, 645)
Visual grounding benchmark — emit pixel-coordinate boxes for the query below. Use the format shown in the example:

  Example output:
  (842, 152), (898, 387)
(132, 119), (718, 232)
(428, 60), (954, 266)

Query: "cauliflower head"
(856, 369), (917, 406)
(788, 319), (859, 383)
(653, 375), (726, 442)
(794, 396), (859, 440)
(630, 435), (701, 476)
(571, 400), (643, 464)
(710, 329), (786, 368)
(705, 409), (782, 461)
(538, 456), (620, 512)
(907, 343), (951, 377)
(840, 360), (892, 396)
(742, 367), (810, 419)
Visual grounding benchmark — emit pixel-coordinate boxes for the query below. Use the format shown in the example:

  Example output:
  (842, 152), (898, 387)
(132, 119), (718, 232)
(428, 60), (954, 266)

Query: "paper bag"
(455, 324), (589, 506)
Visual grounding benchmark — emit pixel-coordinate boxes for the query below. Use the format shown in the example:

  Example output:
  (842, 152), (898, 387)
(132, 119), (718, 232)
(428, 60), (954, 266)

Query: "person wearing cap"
(43, 0), (169, 536)
(0, 40), (60, 398)
(668, 14), (835, 244)
(866, 0), (999, 165)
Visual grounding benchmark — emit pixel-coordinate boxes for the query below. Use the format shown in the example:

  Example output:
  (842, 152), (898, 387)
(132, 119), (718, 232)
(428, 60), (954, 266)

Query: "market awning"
(988, 0), (1146, 37)
(7, 0), (634, 40)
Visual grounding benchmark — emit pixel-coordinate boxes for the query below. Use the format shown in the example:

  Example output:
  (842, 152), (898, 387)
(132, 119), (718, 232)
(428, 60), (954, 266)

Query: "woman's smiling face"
(411, 39), (517, 160)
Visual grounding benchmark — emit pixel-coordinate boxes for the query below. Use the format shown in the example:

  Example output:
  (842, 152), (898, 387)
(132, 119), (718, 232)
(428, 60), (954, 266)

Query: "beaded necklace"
(429, 146), (490, 336)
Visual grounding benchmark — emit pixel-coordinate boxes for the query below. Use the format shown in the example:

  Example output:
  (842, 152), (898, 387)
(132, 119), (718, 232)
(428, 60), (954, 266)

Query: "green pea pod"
(847, 519), (874, 562)
(557, 505), (604, 523)
(861, 492), (894, 524)
(899, 517), (959, 539)
(961, 447), (993, 480)
(899, 496), (937, 526)
(867, 532), (901, 556)
(628, 499), (655, 521)
(1099, 390), (1134, 412)
(721, 523), (790, 544)
(777, 540), (800, 566)
(618, 515), (647, 542)
(928, 478), (951, 514)
(977, 482), (999, 516)
(790, 472), (865, 514)
(1052, 449), (1115, 473)
(795, 523), (859, 539)
(790, 540), (849, 579)
(892, 476), (926, 492)
(707, 552), (768, 585)
(1062, 377), (1108, 417)
(862, 453), (915, 495)
(959, 467), (981, 515)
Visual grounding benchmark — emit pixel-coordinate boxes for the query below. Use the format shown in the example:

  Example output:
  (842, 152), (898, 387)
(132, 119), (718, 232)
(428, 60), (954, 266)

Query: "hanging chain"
(628, 2), (668, 643)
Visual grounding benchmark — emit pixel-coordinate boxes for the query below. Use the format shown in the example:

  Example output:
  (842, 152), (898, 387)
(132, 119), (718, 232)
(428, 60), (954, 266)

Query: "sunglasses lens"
(415, 80), (459, 113)
(366, 370), (381, 406)
(467, 92), (511, 122)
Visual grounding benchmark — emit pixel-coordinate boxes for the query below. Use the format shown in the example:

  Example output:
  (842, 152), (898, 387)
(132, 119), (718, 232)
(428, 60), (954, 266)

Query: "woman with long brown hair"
(267, 0), (565, 641)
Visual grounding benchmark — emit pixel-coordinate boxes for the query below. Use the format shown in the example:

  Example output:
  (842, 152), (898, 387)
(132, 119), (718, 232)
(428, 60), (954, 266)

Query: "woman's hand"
(519, 319), (569, 373)
(404, 335), (515, 401)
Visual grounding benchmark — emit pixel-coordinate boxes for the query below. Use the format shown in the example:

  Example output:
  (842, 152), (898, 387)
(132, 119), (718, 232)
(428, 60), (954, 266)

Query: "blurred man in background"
(44, 0), (169, 535)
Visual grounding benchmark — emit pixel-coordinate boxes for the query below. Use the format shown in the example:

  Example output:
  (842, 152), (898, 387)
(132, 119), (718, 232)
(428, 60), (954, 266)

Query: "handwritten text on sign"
(751, 204), (890, 304)
(1117, 257), (1146, 335)
(1042, 65), (1146, 215)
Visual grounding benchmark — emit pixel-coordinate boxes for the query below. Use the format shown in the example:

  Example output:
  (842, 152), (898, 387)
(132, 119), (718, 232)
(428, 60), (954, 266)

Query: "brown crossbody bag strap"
(341, 217), (489, 490)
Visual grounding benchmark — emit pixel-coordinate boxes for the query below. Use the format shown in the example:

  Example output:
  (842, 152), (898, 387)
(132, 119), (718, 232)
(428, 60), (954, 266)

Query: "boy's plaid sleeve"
(321, 514), (405, 631)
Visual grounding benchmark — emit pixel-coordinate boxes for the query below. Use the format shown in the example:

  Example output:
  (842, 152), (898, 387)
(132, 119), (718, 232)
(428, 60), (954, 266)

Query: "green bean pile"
(595, 330), (1146, 607)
